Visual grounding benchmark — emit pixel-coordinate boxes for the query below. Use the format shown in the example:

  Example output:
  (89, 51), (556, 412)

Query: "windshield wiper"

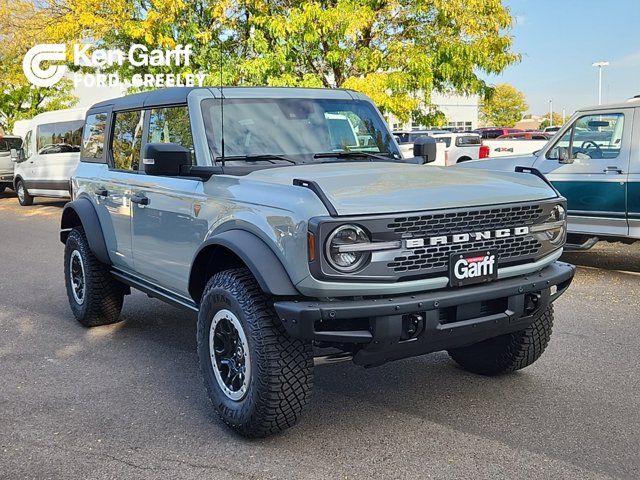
(219, 154), (298, 164)
(313, 151), (397, 162)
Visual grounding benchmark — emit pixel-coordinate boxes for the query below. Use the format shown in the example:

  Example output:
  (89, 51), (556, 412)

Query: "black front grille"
(386, 203), (548, 277)
(388, 236), (541, 273)
(388, 204), (544, 236)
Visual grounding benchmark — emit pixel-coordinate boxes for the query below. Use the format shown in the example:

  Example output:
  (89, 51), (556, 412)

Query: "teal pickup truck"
(460, 97), (640, 249)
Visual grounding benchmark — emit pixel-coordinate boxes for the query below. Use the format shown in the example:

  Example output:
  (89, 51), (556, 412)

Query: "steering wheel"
(579, 140), (603, 158)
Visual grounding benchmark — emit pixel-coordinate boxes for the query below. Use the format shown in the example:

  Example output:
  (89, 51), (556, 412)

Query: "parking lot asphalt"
(0, 191), (638, 480)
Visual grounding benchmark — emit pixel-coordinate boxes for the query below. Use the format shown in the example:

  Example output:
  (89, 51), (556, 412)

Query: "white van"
(12, 108), (86, 205)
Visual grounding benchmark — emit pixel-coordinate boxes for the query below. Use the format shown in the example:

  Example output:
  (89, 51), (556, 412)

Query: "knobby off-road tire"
(16, 179), (33, 206)
(64, 228), (125, 327)
(448, 305), (554, 376)
(197, 268), (314, 438)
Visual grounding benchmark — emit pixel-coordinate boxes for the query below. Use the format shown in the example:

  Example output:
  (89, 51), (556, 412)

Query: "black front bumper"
(274, 261), (575, 366)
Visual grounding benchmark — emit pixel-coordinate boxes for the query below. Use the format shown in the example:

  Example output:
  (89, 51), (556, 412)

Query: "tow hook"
(401, 313), (425, 341)
(524, 293), (542, 315)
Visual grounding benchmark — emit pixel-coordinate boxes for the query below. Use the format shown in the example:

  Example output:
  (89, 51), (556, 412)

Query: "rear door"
(81, 109), (136, 270)
(533, 109), (632, 236)
(129, 105), (205, 297)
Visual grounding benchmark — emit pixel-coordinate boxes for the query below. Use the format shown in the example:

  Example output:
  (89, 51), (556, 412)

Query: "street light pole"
(549, 99), (553, 127)
(592, 61), (609, 105)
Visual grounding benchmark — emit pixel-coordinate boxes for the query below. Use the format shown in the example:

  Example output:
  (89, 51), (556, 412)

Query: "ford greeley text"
(404, 226), (531, 248)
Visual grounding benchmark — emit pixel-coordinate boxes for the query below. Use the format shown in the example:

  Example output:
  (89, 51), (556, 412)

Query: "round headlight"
(325, 225), (371, 272)
(547, 204), (567, 245)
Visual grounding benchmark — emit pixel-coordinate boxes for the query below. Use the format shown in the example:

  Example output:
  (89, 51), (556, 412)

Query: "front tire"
(64, 228), (125, 327)
(448, 305), (554, 376)
(197, 268), (314, 438)
(16, 179), (33, 206)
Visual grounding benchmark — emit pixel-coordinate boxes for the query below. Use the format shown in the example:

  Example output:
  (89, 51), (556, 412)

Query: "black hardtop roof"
(88, 86), (366, 113)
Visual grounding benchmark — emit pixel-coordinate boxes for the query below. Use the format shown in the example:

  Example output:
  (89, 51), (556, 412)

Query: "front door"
(130, 105), (206, 297)
(533, 109), (632, 237)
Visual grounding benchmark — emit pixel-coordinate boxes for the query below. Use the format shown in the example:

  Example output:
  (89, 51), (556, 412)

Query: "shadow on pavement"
(561, 242), (640, 273)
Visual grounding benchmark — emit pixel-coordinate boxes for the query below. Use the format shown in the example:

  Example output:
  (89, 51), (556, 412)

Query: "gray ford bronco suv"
(60, 87), (575, 437)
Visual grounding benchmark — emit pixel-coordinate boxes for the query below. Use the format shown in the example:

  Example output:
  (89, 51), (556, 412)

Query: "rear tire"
(64, 228), (125, 327)
(197, 268), (314, 438)
(448, 305), (554, 376)
(16, 179), (33, 206)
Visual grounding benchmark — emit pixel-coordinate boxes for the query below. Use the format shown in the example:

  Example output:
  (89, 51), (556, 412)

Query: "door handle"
(603, 166), (623, 174)
(131, 193), (150, 206)
(94, 188), (109, 197)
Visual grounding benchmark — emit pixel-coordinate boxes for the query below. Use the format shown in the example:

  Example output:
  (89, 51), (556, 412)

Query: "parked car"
(429, 131), (488, 164)
(458, 97), (638, 250)
(393, 130), (487, 164)
(11, 108), (86, 205)
(0, 135), (22, 193)
(473, 127), (524, 139)
(60, 87), (574, 437)
(497, 131), (552, 140)
(481, 133), (551, 158)
(393, 129), (449, 159)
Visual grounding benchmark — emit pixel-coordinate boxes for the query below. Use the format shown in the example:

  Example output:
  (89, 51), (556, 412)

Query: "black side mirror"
(142, 143), (191, 176)
(413, 136), (438, 164)
(557, 147), (573, 164)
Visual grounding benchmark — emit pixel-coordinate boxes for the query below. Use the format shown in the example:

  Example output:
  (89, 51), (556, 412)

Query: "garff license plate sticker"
(449, 250), (497, 287)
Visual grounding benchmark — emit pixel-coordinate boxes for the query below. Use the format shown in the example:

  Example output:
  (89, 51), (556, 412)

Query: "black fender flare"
(190, 230), (299, 298)
(60, 198), (111, 265)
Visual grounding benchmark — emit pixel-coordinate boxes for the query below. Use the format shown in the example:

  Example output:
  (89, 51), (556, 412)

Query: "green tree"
(480, 83), (528, 127)
(0, 0), (78, 132)
(1, 0), (520, 126)
(539, 112), (565, 130)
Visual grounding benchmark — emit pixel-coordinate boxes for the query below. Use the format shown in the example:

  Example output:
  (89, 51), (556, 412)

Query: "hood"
(244, 162), (556, 216)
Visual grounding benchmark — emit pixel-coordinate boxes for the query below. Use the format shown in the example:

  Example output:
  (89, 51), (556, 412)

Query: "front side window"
(147, 106), (194, 156)
(37, 120), (83, 154)
(111, 110), (144, 171)
(201, 98), (400, 164)
(0, 137), (22, 152)
(81, 113), (107, 160)
(547, 113), (624, 161)
(22, 131), (33, 160)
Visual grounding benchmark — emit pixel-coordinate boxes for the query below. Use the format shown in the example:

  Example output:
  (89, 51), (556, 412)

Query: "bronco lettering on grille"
(404, 226), (530, 249)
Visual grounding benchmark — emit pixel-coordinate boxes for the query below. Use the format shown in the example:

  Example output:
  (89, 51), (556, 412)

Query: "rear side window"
(456, 135), (481, 146)
(0, 137), (22, 152)
(37, 120), (83, 154)
(81, 113), (107, 161)
(111, 110), (144, 171)
(147, 106), (194, 157)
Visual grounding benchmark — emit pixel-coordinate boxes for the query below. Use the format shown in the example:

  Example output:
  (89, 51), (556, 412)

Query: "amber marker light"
(307, 232), (316, 262)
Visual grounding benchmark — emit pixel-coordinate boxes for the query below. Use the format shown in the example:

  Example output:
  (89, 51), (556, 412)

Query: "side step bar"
(111, 269), (199, 312)
(314, 352), (353, 366)
(564, 236), (599, 252)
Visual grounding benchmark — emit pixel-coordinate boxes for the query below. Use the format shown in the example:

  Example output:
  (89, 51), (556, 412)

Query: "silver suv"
(60, 87), (575, 437)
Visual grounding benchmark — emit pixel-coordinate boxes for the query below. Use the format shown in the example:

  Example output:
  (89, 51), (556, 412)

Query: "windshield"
(201, 98), (400, 164)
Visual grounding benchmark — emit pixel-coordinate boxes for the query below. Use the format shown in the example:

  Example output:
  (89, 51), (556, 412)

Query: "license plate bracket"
(449, 250), (498, 287)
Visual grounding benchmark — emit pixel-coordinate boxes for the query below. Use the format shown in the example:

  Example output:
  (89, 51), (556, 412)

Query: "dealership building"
(386, 92), (480, 132)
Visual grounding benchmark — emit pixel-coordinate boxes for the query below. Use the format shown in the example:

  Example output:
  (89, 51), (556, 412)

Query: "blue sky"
(483, 0), (640, 116)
